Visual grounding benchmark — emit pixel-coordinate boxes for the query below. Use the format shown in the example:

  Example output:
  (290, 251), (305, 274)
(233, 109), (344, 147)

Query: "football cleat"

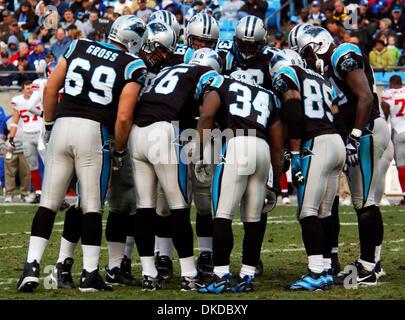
(396, 198), (405, 206)
(198, 273), (232, 294)
(79, 268), (113, 292)
(324, 269), (335, 289)
(51, 257), (75, 289)
(334, 260), (377, 287)
(142, 275), (164, 291)
(197, 251), (214, 279)
(282, 196), (291, 205)
(17, 260), (40, 292)
(341, 198), (352, 206)
(156, 255), (174, 281)
(331, 252), (341, 276)
(255, 259), (264, 277)
(284, 270), (327, 291)
(374, 261), (386, 279)
(105, 266), (141, 286)
(180, 274), (205, 291)
(32, 194), (41, 204)
(379, 197), (390, 206)
(59, 200), (70, 211)
(231, 275), (255, 293)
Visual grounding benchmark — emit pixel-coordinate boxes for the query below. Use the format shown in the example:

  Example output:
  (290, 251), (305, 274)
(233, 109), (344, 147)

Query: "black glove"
(291, 153), (304, 187)
(345, 134), (360, 167)
(8, 137), (16, 150)
(44, 121), (54, 144)
(112, 149), (127, 171)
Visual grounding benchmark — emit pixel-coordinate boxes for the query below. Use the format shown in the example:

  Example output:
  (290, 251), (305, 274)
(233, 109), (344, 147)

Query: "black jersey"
(56, 39), (147, 129)
(203, 75), (281, 144)
(272, 65), (338, 143)
(134, 63), (221, 130)
(327, 43), (380, 130)
(216, 40), (280, 89)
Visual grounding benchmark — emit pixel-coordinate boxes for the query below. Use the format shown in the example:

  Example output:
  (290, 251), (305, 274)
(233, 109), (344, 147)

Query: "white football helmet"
(139, 21), (177, 71)
(189, 48), (222, 73)
(148, 10), (181, 40)
(288, 23), (313, 52)
(186, 13), (219, 49)
(234, 15), (267, 61)
(269, 49), (305, 77)
(230, 70), (256, 86)
(108, 15), (148, 55)
(296, 26), (335, 73)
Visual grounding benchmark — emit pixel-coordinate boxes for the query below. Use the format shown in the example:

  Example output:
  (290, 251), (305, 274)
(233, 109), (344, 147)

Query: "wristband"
(351, 128), (362, 138)
(114, 149), (127, 157)
(290, 151), (300, 155)
(10, 123), (18, 128)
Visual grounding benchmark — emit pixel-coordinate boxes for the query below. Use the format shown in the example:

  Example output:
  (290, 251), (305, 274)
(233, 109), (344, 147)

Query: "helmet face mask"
(234, 38), (265, 61)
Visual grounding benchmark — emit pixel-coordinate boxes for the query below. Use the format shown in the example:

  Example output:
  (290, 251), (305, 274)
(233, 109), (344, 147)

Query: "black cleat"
(374, 261), (386, 279)
(156, 255), (174, 281)
(181, 274), (205, 291)
(197, 251), (214, 278)
(79, 268), (113, 292)
(105, 266), (141, 286)
(59, 200), (70, 211)
(32, 194), (41, 204)
(331, 253), (341, 276)
(334, 261), (377, 287)
(17, 260), (40, 292)
(232, 275), (255, 293)
(142, 275), (164, 291)
(51, 258), (75, 289)
(255, 259), (264, 277)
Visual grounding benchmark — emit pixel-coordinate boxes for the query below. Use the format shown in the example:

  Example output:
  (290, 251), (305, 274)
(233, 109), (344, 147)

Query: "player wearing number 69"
(16, 15), (148, 293)
(270, 49), (346, 291)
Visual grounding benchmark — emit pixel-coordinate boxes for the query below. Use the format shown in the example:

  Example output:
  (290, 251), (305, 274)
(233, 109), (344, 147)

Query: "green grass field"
(1, 203), (405, 300)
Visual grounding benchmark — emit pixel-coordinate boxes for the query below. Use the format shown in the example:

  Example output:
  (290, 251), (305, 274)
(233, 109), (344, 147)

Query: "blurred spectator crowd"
(0, 0), (403, 90)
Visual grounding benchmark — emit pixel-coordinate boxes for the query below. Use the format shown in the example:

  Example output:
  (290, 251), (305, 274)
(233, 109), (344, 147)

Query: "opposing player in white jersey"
(8, 80), (45, 203)
(381, 75), (405, 206)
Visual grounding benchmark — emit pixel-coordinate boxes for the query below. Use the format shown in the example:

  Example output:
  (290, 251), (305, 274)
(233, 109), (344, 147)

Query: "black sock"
(213, 218), (233, 266)
(319, 216), (333, 260)
(105, 210), (128, 243)
(81, 212), (102, 246)
(299, 216), (324, 256)
(155, 214), (172, 238)
(134, 208), (156, 257)
(31, 206), (57, 240)
(171, 208), (194, 258)
(242, 221), (263, 267)
(331, 195), (340, 249)
(62, 205), (82, 243)
(356, 205), (377, 263)
(374, 206), (384, 247)
(196, 212), (213, 237)
(127, 214), (137, 238)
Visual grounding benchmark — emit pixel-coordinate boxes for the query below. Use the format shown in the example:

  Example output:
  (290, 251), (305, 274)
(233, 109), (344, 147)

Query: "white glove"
(194, 160), (211, 184)
(262, 186), (277, 214)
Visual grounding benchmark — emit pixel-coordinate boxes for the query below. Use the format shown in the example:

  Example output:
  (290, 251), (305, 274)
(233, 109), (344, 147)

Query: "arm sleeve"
(331, 43), (364, 80)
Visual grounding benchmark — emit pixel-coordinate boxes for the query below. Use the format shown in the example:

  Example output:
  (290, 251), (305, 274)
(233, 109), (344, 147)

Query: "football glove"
(291, 152), (304, 187)
(345, 134), (360, 167)
(262, 186), (277, 214)
(282, 149), (291, 173)
(8, 137), (16, 150)
(194, 160), (211, 184)
(112, 149), (127, 171)
(44, 121), (54, 144)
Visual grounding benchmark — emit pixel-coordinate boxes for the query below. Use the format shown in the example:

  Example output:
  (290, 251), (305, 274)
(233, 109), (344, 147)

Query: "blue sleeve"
(331, 43), (364, 80)
(272, 66), (300, 98)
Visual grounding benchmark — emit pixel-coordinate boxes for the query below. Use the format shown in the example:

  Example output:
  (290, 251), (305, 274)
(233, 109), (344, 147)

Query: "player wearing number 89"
(196, 70), (283, 293)
(296, 26), (389, 286)
(270, 49), (346, 291)
(16, 15), (148, 293)
(129, 48), (222, 291)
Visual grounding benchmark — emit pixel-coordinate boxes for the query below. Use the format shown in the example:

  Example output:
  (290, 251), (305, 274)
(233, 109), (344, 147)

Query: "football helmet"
(230, 70), (256, 86)
(296, 26), (334, 74)
(139, 21), (177, 72)
(186, 13), (219, 49)
(288, 23), (313, 52)
(234, 15), (267, 61)
(108, 15), (148, 55)
(269, 49), (304, 77)
(148, 10), (181, 40)
(189, 48), (222, 73)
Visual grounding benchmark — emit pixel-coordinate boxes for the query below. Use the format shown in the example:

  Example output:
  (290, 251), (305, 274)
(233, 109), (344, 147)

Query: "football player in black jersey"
(17, 15), (148, 293)
(296, 26), (390, 286)
(271, 50), (346, 291)
(195, 70), (283, 293)
(128, 48), (222, 291)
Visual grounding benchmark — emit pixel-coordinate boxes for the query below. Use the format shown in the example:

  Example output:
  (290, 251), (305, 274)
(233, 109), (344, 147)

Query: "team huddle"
(14, 11), (395, 294)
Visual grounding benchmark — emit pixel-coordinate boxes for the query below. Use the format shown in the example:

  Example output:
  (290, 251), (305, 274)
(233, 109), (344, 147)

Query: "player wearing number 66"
(16, 15), (148, 293)
(270, 49), (346, 291)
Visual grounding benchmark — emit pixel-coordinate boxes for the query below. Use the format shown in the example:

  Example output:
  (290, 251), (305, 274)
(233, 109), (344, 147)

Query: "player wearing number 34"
(16, 15), (148, 293)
